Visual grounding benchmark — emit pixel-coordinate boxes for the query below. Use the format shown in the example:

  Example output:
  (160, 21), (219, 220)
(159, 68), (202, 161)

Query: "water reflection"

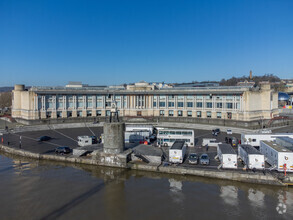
(1, 153), (293, 219)
(220, 185), (238, 206)
(248, 188), (265, 208)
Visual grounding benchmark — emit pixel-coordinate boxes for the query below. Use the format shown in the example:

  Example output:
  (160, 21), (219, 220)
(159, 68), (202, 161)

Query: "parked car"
(212, 128), (221, 136)
(55, 146), (71, 154)
(188, 153), (198, 164)
(225, 136), (238, 147)
(38, 136), (51, 142)
(200, 154), (210, 165)
(226, 129), (232, 135)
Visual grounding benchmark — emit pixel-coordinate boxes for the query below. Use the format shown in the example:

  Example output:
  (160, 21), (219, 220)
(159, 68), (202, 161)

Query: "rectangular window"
(77, 96), (83, 108)
(178, 110), (183, 117)
(77, 111), (82, 117)
(68, 102), (73, 108)
(187, 102), (193, 107)
(217, 112), (222, 118)
(160, 110), (164, 116)
(187, 111), (192, 117)
(216, 103), (222, 108)
(116, 101), (121, 108)
(226, 103), (233, 109)
(87, 102), (92, 108)
(207, 111), (212, 118)
(105, 102), (111, 107)
(236, 103), (240, 109)
(97, 101), (103, 107)
(196, 95), (203, 99)
(159, 102), (166, 107)
(168, 102), (175, 107)
(227, 112), (232, 119)
(106, 110), (111, 116)
(197, 111), (201, 118)
(178, 95), (184, 100)
(196, 102), (203, 108)
(97, 110), (102, 116)
(87, 111), (92, 117)
(57, 102), (63, 109)
(178, 102), (184, 107)
(187, 95), (193, 100)
(226, 95), (233, 100)
(78, 102), (83, 108)
(168, 95), (174, 99)
(206, 102), (212, 108)
(169, 110), (174, 116)
(153, 102), (157, 107)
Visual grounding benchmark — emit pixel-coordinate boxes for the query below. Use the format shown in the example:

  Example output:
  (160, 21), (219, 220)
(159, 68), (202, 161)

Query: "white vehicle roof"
(262, 141), (291, 152)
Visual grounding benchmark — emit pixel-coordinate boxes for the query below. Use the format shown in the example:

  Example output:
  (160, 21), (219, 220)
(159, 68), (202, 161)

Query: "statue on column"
(109, 101), (119, 123)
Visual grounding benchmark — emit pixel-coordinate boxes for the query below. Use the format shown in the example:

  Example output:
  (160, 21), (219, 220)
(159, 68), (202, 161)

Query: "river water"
(0, 153), (292, 220)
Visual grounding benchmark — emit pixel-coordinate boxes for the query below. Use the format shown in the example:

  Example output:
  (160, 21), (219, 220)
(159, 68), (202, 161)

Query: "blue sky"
(0, 0), (293, 86)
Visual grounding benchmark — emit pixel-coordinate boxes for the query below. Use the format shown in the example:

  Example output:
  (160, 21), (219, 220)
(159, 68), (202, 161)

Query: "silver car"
(200, 154), (210, 165)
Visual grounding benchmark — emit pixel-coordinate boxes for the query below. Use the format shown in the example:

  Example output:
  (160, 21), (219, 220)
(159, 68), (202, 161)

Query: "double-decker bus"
(156, 128), (194, 147)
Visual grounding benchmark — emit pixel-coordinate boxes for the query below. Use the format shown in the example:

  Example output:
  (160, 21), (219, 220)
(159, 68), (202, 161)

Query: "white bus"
(156, 128), (194, 147)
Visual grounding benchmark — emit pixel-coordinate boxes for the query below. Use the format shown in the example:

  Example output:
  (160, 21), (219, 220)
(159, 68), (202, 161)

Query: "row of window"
(159, 110), (232, 119)
(153, 102), (239, 109)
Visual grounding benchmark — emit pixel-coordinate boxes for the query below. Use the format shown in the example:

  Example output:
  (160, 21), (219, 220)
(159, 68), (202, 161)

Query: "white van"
(202, 138), (222, 147)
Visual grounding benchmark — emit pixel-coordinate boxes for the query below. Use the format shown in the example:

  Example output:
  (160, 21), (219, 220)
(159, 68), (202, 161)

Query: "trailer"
(202, 138), (222, 147)
(126, 124), (154, 134)
(260, 141), (293, 172)
(238, 144), (265, 170)
(78, 136), (93, 147)
(217, 144), (237, 169)
(169, 140), (187, 164)
(125, 130), (150, 143)
(275, 137), (293, 151)
(240, 133), (293, 147)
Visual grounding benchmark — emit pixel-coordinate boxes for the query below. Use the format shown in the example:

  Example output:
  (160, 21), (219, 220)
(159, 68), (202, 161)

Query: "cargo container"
(202, 138), (222, 147)
(169, 140), (187, 164)
(217, 144), (237, 169)
(238, 144), (265, 170)
(260, 141), (293, 172)
(78, 136), (93, 147)
(275, 137), (293, 151)
(240, 133), (293, 147)
(125, 130), (150, 143)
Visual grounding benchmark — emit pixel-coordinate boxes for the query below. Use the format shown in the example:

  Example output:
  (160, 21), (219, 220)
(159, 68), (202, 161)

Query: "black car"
(212, 128), (220, 136)
(55, 146), (71, 155)
(225, 136), (238, 147)
(38, 136), (51, 142)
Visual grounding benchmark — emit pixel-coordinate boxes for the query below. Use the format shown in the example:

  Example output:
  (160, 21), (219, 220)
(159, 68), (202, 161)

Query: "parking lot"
(2, 124), (292, 172)
(2, 127), (103, 154)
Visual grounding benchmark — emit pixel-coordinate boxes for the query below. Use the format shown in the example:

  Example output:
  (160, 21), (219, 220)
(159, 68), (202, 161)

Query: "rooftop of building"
(25, 81), (254, 95)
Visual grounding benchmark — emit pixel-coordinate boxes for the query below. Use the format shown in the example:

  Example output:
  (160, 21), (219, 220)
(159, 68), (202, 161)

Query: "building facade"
(12, 82), (279, 123)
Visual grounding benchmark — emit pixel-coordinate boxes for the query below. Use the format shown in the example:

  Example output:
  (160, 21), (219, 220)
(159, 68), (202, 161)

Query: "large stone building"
(12, 81), (279, 127)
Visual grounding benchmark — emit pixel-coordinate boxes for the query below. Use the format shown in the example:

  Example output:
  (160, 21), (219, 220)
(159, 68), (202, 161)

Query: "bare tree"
(0, 92), (12, 109)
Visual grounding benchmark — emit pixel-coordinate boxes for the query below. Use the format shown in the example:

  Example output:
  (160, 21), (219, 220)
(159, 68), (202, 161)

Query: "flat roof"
(276, 136), (293, 145)
(29, 85), (250, 95)
(262, 141), (291, 152)
(170, 140), (186, 150)
(218, 144), (236, 154)
(239, 144), (262, 155)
